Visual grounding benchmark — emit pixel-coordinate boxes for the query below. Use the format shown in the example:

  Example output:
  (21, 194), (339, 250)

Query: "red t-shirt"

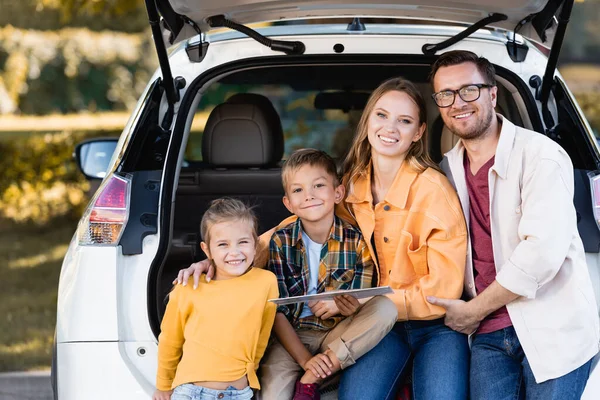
(464, 154), (512, 334)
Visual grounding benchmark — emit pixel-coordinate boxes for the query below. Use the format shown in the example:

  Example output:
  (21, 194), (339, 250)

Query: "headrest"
(202, 93), (284, 167)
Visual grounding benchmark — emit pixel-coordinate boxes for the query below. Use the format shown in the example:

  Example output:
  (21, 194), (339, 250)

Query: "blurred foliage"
(0, 25), (156, 115)
(0, 130), (112, 226)
(575, 92), (600, 136)
(37, 0), (143, 21)
(562, 0), (600, 64)
(0, 0), (148, 32)
(560, 64), (600, 136)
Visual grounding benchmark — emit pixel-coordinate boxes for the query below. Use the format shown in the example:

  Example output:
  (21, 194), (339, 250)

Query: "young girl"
(153, 198), (279, 400)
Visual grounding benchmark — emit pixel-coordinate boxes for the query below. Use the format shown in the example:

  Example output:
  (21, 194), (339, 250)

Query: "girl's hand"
(333, 295), (361, 316)
(152, 389), (173, 400)
(173, 259), (214, 289)
(303, 353), (334, 379)
(308, 300), (340, 319)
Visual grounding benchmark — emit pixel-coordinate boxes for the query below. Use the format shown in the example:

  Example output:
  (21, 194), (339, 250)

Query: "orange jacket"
(338, 161), (467, 321)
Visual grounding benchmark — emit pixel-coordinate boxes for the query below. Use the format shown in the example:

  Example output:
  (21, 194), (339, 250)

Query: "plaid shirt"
(267, 215), (374, 331)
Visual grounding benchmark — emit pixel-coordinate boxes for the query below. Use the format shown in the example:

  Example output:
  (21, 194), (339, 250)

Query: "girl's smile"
(201, 219), (256, 280)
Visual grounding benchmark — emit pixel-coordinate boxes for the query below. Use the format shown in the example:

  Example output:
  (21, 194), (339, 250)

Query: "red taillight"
(588, 172), (600, 232)
(94, 177), (127, 208)
(78, 174), (131, 246)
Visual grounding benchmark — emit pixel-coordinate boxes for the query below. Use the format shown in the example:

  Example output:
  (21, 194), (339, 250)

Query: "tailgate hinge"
(422, 13), (508, 55)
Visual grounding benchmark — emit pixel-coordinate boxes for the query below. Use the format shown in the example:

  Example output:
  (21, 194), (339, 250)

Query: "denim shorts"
(171, 383), (253, 400)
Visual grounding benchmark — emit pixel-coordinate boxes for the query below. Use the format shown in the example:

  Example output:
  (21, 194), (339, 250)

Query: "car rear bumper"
(56, 341), (157, 399)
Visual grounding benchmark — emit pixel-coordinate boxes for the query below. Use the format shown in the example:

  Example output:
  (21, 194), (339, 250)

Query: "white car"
(54, 0), (600, 398)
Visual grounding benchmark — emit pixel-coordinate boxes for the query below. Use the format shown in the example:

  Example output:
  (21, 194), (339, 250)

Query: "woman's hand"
(308, 300), (341, 320)
(152, 389), (173, 400)
(172, 259), (214, 289)
(302, 353), (334, 379)
(333, 294), (361, 316)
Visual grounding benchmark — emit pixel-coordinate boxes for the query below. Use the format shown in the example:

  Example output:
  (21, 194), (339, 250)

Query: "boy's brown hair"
(282, 148), (340, 193)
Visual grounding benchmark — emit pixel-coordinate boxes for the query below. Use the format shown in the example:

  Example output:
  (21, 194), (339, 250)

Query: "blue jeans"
(171, 383), (253, 400)
(471, 326), (593, 400)
(338, 318), (469, 400)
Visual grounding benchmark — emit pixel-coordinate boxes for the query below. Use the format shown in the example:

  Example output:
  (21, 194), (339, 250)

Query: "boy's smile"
(283, 164), (344, 228)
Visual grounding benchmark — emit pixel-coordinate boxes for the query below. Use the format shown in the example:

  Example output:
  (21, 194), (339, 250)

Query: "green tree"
(37, 0), (143, 20)
(0, 0), (147, 32)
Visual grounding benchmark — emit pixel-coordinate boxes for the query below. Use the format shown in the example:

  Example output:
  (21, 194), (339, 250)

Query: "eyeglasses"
(431, 84), (493, 108)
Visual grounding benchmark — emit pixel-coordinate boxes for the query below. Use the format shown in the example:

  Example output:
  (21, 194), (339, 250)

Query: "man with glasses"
(426, 50), (598, 399)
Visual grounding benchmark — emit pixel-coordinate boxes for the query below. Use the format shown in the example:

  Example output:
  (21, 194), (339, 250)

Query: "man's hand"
(427, 296), (481, 335)
(333, 294), (360, 316)
(152, 389), (173, 400)
(308, 300), (340, 320)
(172, 259), (214, 289)
(303, 353), (334, 379)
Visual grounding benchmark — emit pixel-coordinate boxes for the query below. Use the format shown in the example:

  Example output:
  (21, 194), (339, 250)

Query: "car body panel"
(56, 244), (120, 342)
(161, 0), (556, 43)
(56, 342), (156, 399)
(56, 234), (159, 343)
(55, 22), (600, 399)
(116, 235), (160, 342)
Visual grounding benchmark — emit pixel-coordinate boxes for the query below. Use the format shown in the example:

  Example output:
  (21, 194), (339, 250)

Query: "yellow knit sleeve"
(254, 274), (279, 374)
(156, 285), (188, 390)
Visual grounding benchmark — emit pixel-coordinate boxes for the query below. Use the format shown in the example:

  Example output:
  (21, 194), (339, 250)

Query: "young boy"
(260, 149), (398, 400)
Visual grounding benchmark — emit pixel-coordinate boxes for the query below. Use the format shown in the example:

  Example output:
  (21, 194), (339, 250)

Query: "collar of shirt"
(446, 114), (516, 181)
(290, 214), (345, 248)
(345, 160), (419, 209)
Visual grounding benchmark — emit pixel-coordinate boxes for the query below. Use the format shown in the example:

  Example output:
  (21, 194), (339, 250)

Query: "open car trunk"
(144, 0), (578, 164)
(157, 0), (567, 46)
(151, 57), (600, 334)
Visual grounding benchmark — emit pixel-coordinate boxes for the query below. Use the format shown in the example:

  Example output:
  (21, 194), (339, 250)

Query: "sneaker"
(292, 380), (320, 400)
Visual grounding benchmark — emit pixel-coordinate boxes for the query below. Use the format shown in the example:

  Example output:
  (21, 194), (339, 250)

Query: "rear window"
(186, 83), (364, 162)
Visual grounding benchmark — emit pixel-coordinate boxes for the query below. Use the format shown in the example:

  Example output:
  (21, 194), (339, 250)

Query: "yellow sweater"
(156, 268), (278, 391)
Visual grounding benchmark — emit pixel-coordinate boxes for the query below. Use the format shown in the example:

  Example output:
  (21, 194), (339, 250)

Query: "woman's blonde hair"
(200, 198), (258, 246)
(342, 77), (442, 194)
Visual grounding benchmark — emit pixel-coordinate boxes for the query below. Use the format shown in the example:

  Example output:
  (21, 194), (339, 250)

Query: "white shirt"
(298, 230), (324, 319)
(441, 115), (600, 383)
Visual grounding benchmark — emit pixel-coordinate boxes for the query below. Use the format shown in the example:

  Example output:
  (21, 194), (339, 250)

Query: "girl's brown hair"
(200, 198), (258, 246)
(342, 77), (442, 194)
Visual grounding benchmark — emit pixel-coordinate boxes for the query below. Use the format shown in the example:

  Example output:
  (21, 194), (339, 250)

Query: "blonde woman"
(177, 78), (469, 400)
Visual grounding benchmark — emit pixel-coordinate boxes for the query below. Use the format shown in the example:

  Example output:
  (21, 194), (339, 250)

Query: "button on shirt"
(267, 216), (374, 331)
(339, 161), (467, 321)
(442, 114), (600, 382)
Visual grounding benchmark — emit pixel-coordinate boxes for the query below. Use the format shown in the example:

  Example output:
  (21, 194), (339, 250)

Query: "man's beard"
(448, 107), (494, 141)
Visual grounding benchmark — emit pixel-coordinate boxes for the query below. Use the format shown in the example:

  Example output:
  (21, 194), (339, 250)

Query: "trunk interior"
(151, 60), (600, 336)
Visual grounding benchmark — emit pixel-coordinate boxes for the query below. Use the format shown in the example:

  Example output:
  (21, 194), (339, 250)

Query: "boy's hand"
(173, 259), (214, 289)
(303, 353), (334, 379)
(333, 294), (360, 316)
(308, 300), (340, 319)
(152, 389), (173, 400)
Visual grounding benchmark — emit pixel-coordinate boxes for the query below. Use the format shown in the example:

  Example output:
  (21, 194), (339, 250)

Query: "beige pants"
(258, 296), (397, 400)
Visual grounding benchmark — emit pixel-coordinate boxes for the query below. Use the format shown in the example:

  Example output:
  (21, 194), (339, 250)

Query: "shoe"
(292, 380), (320, 400)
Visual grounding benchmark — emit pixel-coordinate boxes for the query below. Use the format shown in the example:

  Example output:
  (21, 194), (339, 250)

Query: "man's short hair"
(430, 50), (496, 86)
(282, 148), (340, 192)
